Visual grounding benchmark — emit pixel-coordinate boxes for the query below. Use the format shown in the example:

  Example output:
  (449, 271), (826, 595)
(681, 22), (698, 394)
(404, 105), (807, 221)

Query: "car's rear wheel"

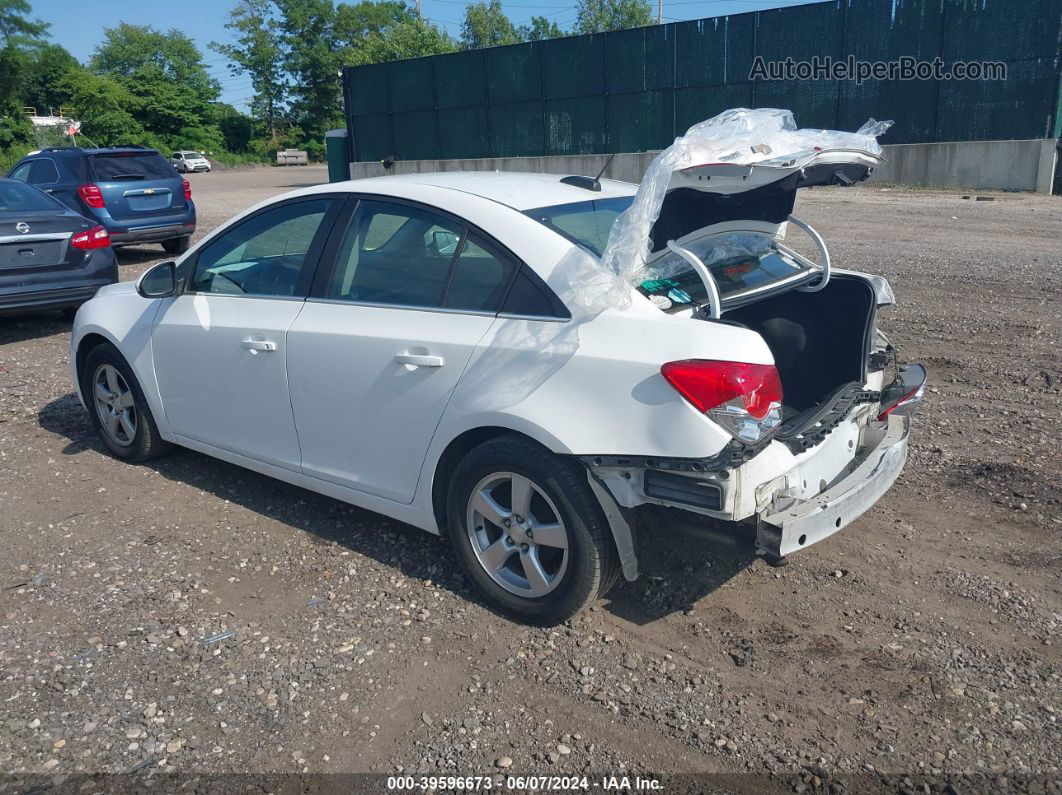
(162, 236), (191, 255)
(81, 343), (171, 463)
(446, 436), (618, 625)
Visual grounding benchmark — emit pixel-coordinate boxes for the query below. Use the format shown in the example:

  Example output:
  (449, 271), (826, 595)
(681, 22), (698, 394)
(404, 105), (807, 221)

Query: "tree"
(347, 16), (455, 65)
(23, 43), (79, 114)
(275, 0), (341, 143)
(211, 0), (286, 137)
(58, 69), (149, 147)
(0, 0), (49, 168)
(335, 0), (414, 49)
(90, 23), (220, 107)
(212, 102), (256, 152)
(89, 24), (223, 150)
(574, 0), (652, 33)
(0, 0), (47, 48)
(519, 16), (564, 41)
(461, 0), (520, 50)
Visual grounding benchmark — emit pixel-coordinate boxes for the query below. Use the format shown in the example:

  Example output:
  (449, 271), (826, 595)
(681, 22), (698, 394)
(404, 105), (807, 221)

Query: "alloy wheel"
(466, 472), (569, 598)
(92, 364), (137, 447)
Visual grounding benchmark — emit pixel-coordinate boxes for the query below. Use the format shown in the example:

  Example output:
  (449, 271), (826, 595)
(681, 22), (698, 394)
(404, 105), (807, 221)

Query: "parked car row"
(1, 145), (197, 314)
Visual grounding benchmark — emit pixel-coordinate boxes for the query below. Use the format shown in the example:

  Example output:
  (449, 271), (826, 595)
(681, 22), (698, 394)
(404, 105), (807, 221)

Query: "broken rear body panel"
(587, 143), (925, 572)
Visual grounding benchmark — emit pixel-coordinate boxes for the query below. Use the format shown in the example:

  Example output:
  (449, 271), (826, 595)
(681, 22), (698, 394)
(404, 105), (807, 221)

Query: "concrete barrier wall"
(350, 139), (1059, 195)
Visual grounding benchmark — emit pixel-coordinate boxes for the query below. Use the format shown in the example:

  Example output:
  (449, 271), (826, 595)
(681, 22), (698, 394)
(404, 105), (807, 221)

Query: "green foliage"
(90, 23), (221, 107)
(22, 42), (78, 113)
(519, 16), (565, 41)
(574, 0), (653, 33)
(212, 103), (256, 152)
(348, 17), (456, 66)
(58, 68), (151, 146)
(0, 0), (48, 48)
(0, 97), (34, 166)
(211, 0), (286, 136)
(335, 0), (414, 49)
(275, 0), (341, 142)
(461, 0), (521, 50)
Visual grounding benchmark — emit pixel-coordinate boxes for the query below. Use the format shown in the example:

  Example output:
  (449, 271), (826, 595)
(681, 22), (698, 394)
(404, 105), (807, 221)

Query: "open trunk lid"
(596, 108), (891, 314)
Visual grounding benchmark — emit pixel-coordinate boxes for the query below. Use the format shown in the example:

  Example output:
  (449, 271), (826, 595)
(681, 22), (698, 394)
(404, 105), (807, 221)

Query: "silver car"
(170, 151), (211, 173)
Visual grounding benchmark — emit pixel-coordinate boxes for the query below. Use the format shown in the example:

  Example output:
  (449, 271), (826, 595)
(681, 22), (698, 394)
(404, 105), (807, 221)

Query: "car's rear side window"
(91, 153), (175, 181)
(525, 196), (634, 256)
(0, 181), (62, 212)
(326, 199), (520, 313)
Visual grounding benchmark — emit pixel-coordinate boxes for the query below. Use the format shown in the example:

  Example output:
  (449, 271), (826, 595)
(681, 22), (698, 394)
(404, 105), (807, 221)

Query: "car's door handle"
(395, 353), (444, 367)
(242, 339), (277, 353)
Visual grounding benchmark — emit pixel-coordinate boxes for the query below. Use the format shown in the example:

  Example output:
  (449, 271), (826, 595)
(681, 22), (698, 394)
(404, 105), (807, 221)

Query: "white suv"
(70, 163), (924, 625)
(171, 151), (211, 173)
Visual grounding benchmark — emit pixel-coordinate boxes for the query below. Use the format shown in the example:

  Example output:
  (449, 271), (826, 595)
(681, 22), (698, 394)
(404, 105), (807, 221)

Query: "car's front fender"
(71, 291), (169, 437)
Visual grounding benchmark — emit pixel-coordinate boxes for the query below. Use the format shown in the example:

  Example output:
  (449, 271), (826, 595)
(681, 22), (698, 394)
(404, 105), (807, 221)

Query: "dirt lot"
(1, 166), (1060, 791)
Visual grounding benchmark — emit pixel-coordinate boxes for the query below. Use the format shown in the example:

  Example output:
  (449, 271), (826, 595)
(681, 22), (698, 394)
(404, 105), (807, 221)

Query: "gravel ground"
(1, 166), (1060, 791)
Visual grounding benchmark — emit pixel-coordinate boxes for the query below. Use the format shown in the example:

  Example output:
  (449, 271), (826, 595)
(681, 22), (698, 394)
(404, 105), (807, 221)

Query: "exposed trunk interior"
(725, 275), (876, 412)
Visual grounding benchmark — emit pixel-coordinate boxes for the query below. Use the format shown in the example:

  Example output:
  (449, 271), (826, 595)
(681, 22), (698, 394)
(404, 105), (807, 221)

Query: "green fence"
(342, 0), (1062, 163)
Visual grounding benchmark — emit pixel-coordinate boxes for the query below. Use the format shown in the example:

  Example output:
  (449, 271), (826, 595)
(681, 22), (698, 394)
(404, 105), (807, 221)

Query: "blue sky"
(30, 0), (815, 110)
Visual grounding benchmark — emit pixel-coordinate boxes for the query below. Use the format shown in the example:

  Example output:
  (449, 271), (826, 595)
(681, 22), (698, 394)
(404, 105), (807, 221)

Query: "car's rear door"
(286, 197), (518, 503)
(151, 196), (342, 470)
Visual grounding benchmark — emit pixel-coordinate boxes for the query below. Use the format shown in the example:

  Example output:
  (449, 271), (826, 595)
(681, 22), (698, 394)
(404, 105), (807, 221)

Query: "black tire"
(80, 342), (171, 463)
(446, 435), (619, 625)
(162, 236), (191, 255)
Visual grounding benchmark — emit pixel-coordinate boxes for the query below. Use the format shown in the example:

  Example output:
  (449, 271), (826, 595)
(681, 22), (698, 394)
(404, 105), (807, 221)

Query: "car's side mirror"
(433, 229), (459, 256)
(137, 260), (177, 298)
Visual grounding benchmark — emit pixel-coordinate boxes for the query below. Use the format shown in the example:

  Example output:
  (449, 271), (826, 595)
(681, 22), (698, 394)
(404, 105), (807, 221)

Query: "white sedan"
(70, 166), (924, 624)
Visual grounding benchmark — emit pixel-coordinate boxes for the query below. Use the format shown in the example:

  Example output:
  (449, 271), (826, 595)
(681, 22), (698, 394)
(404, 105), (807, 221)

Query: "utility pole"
(657, 0), (663, 23)
(416, 0), (422, 15)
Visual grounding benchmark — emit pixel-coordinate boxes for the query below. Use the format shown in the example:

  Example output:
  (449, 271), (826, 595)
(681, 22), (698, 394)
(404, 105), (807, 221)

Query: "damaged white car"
(71, 109), (925, 624)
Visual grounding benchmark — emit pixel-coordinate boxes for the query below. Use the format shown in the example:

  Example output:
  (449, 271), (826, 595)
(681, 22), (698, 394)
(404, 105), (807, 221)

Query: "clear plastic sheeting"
(596, 108), (893, 310)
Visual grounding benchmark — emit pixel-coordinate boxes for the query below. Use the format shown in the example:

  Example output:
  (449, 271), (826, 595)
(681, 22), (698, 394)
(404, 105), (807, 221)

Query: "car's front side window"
(190, 199), (334, 298)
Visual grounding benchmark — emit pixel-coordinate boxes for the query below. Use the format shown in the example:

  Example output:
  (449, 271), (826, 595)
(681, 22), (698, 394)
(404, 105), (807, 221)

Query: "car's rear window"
(636, 233), (810, 309)
(91, 152), (176, 181)
(0, 180), (63, 212)
(524, 196), (634, 256)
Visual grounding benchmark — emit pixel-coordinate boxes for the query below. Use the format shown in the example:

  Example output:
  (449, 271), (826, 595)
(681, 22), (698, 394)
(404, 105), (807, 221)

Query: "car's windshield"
(184, 152), (204, 159)
(524, 196), (634, 257)
(0, 180), (63, 212)
(636, 232), (811, 309)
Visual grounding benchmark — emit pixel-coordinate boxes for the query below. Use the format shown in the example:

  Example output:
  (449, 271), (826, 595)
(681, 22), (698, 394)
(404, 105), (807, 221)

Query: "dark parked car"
(7, 146), (196, 255)
(0, 177), (118, 316)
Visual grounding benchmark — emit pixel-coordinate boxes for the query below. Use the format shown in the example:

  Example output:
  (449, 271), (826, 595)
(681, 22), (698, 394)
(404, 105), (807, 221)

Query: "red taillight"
(182, 178), (191, 201)
(77, 183), (105, 208)
(661, 360), (782, 419)
(71, 225), (110, 250)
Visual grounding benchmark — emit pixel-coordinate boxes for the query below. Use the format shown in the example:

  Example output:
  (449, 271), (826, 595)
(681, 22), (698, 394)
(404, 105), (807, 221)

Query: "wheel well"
(74, 333), (110, 392)
(431, 427), (549, 534)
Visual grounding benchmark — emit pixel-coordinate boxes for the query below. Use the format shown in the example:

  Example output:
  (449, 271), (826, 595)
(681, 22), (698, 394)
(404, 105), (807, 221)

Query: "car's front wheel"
(446, 436), (618, 625)
(81, 342), (171, 463)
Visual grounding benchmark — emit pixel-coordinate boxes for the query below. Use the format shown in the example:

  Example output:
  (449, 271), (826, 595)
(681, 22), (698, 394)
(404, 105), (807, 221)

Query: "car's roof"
(30, 147), (160, 157)
(330, 171), (638, 211)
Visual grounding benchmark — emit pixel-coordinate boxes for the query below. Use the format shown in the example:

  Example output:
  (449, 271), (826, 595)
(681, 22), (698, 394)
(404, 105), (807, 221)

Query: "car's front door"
(151, 196), (341, 470)
(287, 197), (518, 503)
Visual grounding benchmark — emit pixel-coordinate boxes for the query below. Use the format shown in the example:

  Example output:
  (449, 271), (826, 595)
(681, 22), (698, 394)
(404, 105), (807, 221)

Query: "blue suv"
(7, 146), (196, 254)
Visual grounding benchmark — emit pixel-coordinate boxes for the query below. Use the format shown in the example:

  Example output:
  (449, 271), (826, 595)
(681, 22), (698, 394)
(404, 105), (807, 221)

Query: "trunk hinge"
(666, 240), (721, 319)
(784, 214), (832, 293)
